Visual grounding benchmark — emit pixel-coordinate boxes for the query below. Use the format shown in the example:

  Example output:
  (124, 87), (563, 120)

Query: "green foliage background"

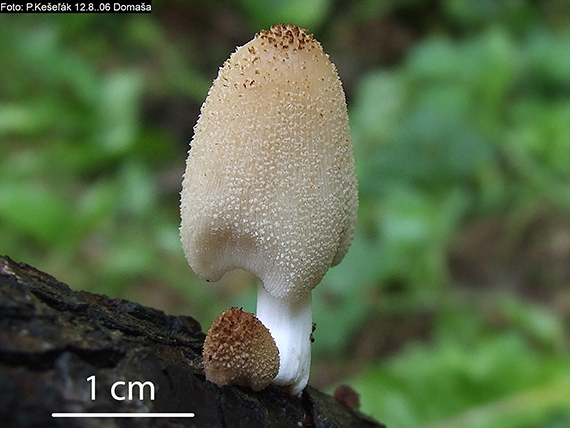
(1, 1), (570, 427)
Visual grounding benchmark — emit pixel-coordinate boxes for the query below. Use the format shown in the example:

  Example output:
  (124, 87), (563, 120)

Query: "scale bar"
(52, 413), (195, 418)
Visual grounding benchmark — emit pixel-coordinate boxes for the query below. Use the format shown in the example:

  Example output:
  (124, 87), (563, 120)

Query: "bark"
(0, 255), (384, 428)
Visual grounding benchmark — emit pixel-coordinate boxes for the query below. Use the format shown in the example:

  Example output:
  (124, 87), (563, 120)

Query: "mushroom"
(203, 307), (279, 391)
(180, 24), (358, 395)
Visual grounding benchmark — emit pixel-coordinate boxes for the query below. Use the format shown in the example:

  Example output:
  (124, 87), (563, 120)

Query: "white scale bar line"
(52, 413), (195, 418)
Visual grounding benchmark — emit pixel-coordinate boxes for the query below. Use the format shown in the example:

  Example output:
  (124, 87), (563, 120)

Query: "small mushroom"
(180, 24), (358, 395)
(203, 307), (279, 391)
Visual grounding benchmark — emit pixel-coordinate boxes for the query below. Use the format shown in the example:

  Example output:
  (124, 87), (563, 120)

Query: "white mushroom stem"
(256, 283), (312, 396)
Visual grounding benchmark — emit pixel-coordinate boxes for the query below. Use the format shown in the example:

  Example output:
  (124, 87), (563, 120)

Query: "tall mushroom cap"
(180, 24), (358, 303)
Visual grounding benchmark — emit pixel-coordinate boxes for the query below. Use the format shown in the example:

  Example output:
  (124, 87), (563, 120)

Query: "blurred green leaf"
(350, 71), (405, 148)
(0, 103), (54, 135)
(525, 30), (570, 89)
(314, 229), (382, 354)
(0, 180), (72, 245)
(347, 325), (570, 428)
(240, 0), (331, 30)
(500, 296), (566, 351)
(96, 70), (144, 155)
(117, 160), (158, 217)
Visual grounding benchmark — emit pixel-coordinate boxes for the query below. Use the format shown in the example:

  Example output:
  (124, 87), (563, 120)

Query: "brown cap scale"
(203, 307), (279, 391)
(181, 24), (358, 395)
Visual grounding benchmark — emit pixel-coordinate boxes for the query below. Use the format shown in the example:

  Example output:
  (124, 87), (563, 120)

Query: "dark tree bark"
(0, 255), (384, 428)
